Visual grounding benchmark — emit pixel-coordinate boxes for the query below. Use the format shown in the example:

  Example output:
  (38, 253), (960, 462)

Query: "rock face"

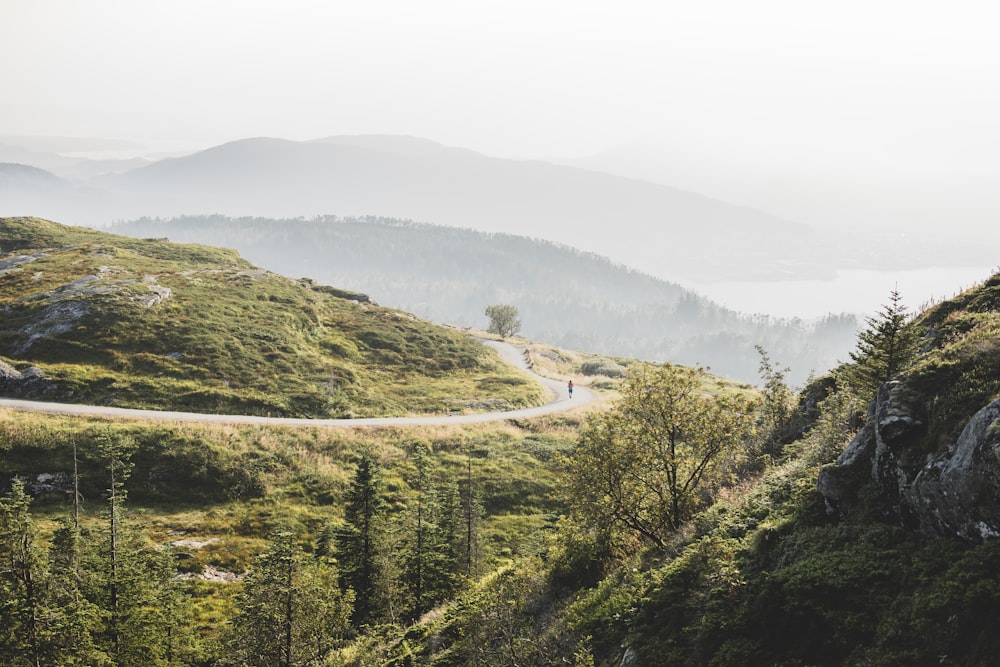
(0, 359), (60, 398)
(819, 378), (1000, 541)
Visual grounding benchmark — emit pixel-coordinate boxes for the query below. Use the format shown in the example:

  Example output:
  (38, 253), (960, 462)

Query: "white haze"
(2, 0), (999, 318)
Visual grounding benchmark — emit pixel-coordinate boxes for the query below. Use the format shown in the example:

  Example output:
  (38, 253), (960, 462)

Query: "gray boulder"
(906, 399), (1000, 540)
(819, 376), (1000, 541)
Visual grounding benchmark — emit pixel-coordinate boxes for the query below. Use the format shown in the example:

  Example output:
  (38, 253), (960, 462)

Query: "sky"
(4, 0), (999, 161)
(2, 0), (999, 318)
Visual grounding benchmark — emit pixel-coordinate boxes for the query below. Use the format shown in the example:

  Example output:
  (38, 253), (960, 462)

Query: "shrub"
(579, 358), (627, 378)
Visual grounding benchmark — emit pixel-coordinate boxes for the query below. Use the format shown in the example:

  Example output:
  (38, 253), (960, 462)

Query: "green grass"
(0, 407), (578, 568)
(0, 217), (544, 417)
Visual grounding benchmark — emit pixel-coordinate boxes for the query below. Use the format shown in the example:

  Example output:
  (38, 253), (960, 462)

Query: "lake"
(689, 266), (996, 320)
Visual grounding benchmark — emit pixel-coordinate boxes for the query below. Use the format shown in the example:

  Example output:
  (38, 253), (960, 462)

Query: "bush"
(579, 358), (627, 378)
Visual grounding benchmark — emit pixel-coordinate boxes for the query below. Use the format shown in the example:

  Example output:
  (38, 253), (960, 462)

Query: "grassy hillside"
(110, 214), (859, 385)
(5, 216), (996, 665)
(0, 217), (544, 418)
(349, 271), (1000, 666)
(0, 403), (587, 663)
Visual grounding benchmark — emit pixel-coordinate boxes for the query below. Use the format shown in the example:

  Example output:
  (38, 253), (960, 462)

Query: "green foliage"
(0, 217), (544, 418)
(841, 287), (922, 402)
(336, 450), (389, 627)
(579, 357), (627, 378)
(751, 345), (794, 462)
(484, 303), (521, 339)
(110, 214), (861, 387)
(225, 527), (353, 667)
(568, 363), (758, 547)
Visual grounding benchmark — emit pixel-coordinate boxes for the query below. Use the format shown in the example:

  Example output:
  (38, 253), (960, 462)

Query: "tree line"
(0, 435), (484, 666)
(110, 215), (860, 386)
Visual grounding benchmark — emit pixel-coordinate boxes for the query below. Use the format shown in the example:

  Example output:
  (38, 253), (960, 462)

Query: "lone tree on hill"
(485, 304), (521, 339)
(842, 287), (922, 401)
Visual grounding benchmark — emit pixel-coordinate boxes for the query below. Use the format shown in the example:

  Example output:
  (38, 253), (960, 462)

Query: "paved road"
(0, 339), (595, 428)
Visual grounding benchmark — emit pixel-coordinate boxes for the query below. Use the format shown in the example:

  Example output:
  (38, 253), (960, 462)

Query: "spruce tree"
(337, 450), (388, 626)
(0, 478), (44, 666)
(843, 287), (921, 401)
(228, 527), (352, 667)
(46, 522), (106, 666)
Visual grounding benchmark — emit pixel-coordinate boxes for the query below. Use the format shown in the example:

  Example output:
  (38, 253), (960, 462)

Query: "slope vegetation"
(0, 217), (543, 418)
(356, 271), (1000, 665)
(111, 215), (858, 385)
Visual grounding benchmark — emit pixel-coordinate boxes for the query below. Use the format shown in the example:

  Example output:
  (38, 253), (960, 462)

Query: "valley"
(2, 219), (999, 666)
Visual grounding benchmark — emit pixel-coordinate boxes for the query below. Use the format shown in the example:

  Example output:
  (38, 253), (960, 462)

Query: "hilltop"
(1, 135), (820, 284)
(111, 215), (859, 385)
(0, 217), (544, 418)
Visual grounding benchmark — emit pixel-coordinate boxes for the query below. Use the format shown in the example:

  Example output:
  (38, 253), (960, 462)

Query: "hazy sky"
(3, 0), (998, 320)
(3, 0), (998, 161)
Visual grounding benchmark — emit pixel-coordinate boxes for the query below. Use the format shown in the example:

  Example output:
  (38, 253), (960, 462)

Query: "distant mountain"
(561, 134), (1000, 271)
(0, 162), (62, 189)
(0, 163), (115, 221)
(112, 215), (859, 385)
(0, 217), (543, 417)
(53, 134), (823, 284)
(0, 141), (151, 179)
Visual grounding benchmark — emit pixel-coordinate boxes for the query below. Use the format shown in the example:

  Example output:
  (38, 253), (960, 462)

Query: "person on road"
(568, 380), (574, 399)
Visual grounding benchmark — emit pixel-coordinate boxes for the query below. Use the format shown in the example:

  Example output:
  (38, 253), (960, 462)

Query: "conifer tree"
(337, 449), (388, 626)
(400, 442), (464, 619)
(86, 429), (190, 666)
(96, 429), (135, 662)
(0, 478), (44, 666)
(458, 454), (484, 579)
(46, 521), (106, 666)
(228, 527), (352, 667)
(843, 287), (921, 400)
(403, 442), (435, 617)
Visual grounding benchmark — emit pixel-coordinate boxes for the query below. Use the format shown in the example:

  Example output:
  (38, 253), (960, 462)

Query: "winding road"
(0, 339), (596, 428)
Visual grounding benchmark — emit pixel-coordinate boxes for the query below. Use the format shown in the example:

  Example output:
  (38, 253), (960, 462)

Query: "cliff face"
(819, 381), (1000, 540)
(818, 272), (1000, 541)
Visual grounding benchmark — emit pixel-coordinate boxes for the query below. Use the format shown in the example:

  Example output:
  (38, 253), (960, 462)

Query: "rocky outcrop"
(906, 398), (1000, 540)
(0, 360), (60, 398)
(819, 378), (1000, 541)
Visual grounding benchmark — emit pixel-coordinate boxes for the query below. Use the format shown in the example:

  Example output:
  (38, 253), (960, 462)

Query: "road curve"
(0, 339), (596, 428)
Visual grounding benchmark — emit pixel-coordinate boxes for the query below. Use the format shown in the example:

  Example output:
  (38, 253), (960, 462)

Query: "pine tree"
(0, 478), (44, 666)
(228, 528), (352, 667)
(87, 429), (191, 666)
(843, 287), (922, 401)
(96, 429), (135, 663)
(400, 442), (464, 620)
(45, 521), (106, 666)
(337, 450), (388, 626)
(458, 454), (484, 579)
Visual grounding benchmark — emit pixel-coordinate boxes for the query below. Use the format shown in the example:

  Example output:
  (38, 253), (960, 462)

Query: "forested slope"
(355, 271), (1000, 666)
(112, 215), (858, 385)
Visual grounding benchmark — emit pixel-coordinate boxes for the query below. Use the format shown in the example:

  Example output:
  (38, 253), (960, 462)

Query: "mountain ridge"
(111, 214), (859, 385)
(2, 134), (823, 283)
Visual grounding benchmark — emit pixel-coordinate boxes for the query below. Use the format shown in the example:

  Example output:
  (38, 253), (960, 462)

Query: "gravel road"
(0, 339), (595, 428)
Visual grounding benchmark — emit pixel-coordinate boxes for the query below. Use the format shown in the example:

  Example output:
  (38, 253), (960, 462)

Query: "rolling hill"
(111, 214), (859, 386)
(0, 217), (543, 418)
(0, 135), (825, 284)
